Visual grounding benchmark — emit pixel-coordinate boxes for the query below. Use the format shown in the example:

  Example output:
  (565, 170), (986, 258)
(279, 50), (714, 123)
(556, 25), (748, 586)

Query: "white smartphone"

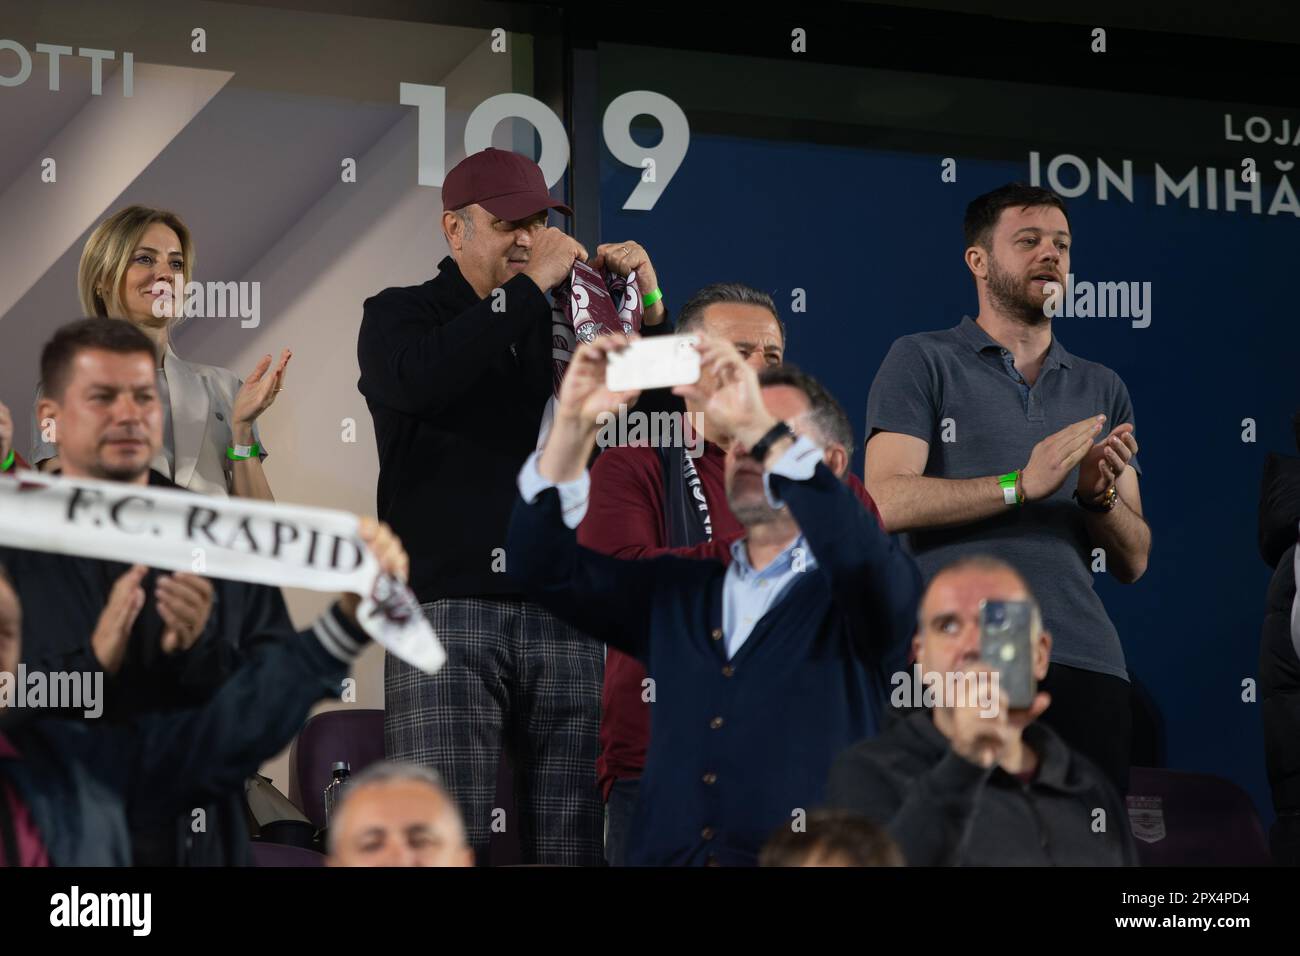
(605, 334), (701, 391)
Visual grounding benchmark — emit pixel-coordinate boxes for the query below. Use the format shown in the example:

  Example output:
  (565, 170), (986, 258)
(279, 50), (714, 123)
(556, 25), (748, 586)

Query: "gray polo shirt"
(865, 316), (1140, 680)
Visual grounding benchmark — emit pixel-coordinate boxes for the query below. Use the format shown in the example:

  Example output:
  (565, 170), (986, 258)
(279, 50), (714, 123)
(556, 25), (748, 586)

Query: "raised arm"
(507, 336), (671, 658)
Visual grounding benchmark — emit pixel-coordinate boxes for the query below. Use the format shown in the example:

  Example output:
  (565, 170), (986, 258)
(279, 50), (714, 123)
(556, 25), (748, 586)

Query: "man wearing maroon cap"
(357, 147), (670, 865)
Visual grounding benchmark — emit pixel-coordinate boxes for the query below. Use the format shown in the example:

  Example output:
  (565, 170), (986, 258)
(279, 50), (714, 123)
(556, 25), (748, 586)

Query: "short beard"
(727, 488), (795, 531)
(987, 256), (1049, 327)
(92, 458), (151, 483)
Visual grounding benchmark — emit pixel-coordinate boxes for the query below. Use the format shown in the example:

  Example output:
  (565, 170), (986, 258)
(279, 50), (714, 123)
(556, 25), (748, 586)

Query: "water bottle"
(323, 761), (351, 826)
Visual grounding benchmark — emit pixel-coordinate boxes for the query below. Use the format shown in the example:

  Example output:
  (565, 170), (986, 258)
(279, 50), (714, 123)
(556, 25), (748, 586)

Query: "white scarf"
(0, 470), (445, 674)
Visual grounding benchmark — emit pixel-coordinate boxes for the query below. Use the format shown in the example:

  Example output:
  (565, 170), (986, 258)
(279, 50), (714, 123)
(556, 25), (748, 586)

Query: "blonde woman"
(31, 206), (290, 499)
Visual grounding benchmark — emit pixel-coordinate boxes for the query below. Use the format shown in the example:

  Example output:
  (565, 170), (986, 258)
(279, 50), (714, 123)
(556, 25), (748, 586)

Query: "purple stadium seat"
(1126, 767), (1272, 866)
(250, 841), (326, 867)
(288, 709), (386, 828)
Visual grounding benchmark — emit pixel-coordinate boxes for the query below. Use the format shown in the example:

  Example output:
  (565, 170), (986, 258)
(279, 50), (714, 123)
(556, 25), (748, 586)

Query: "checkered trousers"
(384, 597), (605, 866)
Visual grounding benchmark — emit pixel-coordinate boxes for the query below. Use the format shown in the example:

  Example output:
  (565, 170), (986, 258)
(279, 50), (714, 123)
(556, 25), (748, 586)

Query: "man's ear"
(442, 210), (462, 251)
(823, 443), (849, 480)
(1034, 629), (1052, 681)
(964, 244), (987, 280)
(36, 396), (59, 434)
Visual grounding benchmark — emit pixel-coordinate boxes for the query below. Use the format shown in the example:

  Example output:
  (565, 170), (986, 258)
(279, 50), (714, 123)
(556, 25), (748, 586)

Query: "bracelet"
(997, 470), (1024, 506)
(226, 443), (261, 461)
(642, 287), (663, 308)
(0, 449), (14, 472)
(1074, 486), (1118, 513)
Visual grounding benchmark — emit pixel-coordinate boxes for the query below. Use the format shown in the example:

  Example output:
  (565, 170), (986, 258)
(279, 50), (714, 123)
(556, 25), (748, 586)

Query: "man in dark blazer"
(507, 335), (922, 866)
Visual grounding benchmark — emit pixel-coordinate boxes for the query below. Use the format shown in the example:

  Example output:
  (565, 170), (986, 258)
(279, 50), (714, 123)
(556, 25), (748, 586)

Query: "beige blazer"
(30, 344), (265, 497)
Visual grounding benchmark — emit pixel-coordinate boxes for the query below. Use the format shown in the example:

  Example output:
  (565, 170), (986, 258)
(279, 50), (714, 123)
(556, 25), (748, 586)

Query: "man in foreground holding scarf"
(0, 318), (328, 865)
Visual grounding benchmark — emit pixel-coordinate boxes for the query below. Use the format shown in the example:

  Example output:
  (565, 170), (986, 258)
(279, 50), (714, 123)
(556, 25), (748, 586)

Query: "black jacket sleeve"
(357, 273), (552, 419)
(120, 605), (368, 826)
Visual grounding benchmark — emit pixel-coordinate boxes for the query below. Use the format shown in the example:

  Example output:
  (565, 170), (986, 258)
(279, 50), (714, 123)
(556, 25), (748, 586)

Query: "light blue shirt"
(518, 432), (825, 660)
(722, 533), (818, 660)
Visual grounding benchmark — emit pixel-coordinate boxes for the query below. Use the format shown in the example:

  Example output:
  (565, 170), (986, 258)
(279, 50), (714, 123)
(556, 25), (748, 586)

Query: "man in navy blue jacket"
(507, 335), (922, 866)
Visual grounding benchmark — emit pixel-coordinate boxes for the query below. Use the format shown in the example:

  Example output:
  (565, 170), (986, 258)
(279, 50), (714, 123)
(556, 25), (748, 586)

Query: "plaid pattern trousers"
(384, 597), (605, 865)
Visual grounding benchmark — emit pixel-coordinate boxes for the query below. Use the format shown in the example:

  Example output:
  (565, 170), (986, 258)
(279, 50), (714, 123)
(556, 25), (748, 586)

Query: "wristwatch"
(1075, 485), (1118, 513)
(748, 421), (794, 464)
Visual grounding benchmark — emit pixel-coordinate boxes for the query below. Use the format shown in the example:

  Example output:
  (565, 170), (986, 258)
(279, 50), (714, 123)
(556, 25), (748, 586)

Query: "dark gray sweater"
(827, 711), (1138, 865)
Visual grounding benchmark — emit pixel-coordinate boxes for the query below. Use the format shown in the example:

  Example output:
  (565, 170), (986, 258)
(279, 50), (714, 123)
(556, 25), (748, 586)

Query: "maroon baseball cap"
(443, 147), (572, 221)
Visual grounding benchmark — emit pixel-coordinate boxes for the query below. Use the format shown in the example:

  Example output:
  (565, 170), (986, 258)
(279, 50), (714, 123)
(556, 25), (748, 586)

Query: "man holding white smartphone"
(578, 284), (887, 864)
(509, 334), (919, 865)
(828, 554), (1137, 866)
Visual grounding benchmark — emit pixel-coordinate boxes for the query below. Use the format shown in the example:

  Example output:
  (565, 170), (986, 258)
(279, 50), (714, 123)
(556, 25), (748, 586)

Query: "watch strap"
(749, 421), (794, 465)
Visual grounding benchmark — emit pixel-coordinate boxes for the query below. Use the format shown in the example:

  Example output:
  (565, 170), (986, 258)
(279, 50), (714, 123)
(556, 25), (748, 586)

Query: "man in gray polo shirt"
(863, 183), (1150, 792)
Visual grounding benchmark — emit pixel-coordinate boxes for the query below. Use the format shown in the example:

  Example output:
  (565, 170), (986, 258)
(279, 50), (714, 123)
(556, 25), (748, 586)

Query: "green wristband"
(226, 443), (261, 461)
(998, 470), (1023, 506)
(0, 449), (14, 472)
(642, 287), (663, 308)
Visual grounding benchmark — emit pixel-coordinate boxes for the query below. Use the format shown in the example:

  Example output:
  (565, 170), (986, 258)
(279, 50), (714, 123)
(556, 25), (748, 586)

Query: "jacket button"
(701, 827), (715, 840)
(702, 772), (717, 785)
(710, 716), (724, 729)
(721, 665), (734, 677)
(710, 627), (723, 641)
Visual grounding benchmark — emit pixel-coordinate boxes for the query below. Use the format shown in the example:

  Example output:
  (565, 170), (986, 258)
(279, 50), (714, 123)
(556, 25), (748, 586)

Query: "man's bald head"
(326, 762), (473, 868)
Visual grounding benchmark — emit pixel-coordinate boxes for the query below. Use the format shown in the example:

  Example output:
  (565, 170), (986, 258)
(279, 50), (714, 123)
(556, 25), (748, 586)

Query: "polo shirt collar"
(956, 315), (1075, 371)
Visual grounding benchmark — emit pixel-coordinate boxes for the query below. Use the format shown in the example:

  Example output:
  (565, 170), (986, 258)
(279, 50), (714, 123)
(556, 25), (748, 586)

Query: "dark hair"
(760, 810), (904, 867)
(964, 183), (1069, 251)
(757, 363), (854, 459)
(40, 318), (156, 399)
(677, 283), (785, 344)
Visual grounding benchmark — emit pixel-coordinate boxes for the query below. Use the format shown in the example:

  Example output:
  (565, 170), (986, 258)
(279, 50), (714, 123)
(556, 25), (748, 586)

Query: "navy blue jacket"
(507, 460), (922, 865)
(0, 608), (365, 866)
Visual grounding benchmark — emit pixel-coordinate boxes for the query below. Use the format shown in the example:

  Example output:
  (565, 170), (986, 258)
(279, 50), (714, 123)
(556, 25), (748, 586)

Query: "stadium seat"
(1126, 767), (1271, 865)
(288, 709), (386, 829)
